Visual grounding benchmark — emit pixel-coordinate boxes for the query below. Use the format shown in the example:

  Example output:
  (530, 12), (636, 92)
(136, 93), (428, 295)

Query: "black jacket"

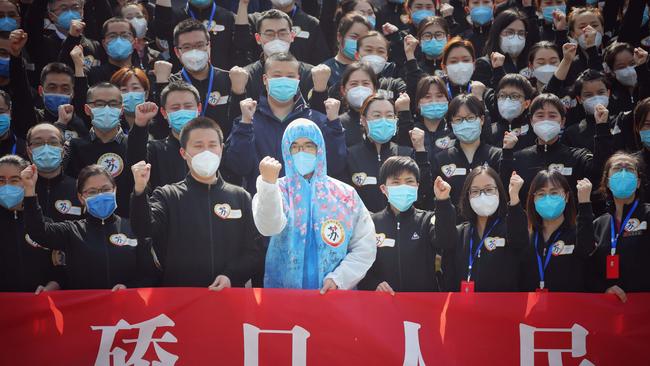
(358, 198), (456, 292)
(432, 142), (502, 207)
(441, 203), (529, 292)
(346, 138), (432, 213)
(35, 173), (83, 223)
(520, 203), (595, 292)
(0, 208), (59, 292)
(23, 196), (157, 290)
(588, 200), (650, 292)
(129, 174), (264, 287)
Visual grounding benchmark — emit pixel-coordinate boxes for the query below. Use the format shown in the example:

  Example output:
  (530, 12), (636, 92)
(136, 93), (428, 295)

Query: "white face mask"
(189, 150), (221, 178)
(263, 39), (291, 56)
(360, 54), (387, 75)
(129, 17), (147, 38)
(533, 120), (561, 142)
(181, 49), (209, 72)
(532, 64), (558, 84)
(271, 0), (293, 7)
(577, 31), (603, 49)
(500, 36), (525, 56)
(446, 62), (474, 85)
(346, 86), (374, 109)
(470, 193), (499, 217)
(614, 66), (637, 87)
(582, 95), (609, 115)
(497, 98), (523, 121)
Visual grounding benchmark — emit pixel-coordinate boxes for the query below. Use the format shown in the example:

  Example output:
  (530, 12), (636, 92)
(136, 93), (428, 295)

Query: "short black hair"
(102, 16), (136, 38)
(529, 93), (566, 119)
(446, 94), (485, 121)
(160, 81), (200, 108)
(77, 164), (116, 193)
(173, 18), (209, 47)
(379, 156), (420, 185)
(604, 41), (635, 70)
(264, 52), (299, 73)
(526, 169), (576, 231)
(0, 154), (29, 172)
(179, 116), (224, 148)
(497, 73), (537, 100)
(573, 69), (609, 98)
(40, 62), (74, 87)
(86, 82), (122, 103)
(256, 9), (293, 33)
(527, 40), (560, 66)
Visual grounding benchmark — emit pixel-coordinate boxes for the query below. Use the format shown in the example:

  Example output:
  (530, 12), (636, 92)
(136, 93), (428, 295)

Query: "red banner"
(0, 288), (649, 365)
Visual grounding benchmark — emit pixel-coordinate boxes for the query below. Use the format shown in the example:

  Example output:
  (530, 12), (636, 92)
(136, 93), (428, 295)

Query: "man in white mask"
(130, 117), (264, 289)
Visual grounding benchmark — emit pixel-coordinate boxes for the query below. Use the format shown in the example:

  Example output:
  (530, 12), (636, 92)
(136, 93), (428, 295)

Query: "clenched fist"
(394, 92), (410, 112)
(259, 156), (282, 184)
(434, 176), (451, 201)
(134, 101), (159, 127)
(154, 60), (173, 83)
(324, 98), (341, 121)
(409, 127), (425, 152)
(131, 160), (151, 195)
(229, 66), (249, 95)
(240, 98), (257, 124)
(20, 164), (38, 197)
(311, 64), (332, 93)
(508, 171), (524, 205)
(576, 178), (592, 203)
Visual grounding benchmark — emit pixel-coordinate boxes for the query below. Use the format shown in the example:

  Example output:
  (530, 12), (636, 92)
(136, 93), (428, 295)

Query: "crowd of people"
(1, 0), (649, 301)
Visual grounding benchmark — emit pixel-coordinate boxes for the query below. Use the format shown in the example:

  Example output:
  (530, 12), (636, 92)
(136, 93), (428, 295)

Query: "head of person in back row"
(0, 0), (21, 32)
(482, 9), (532, 73)
(173, 18), (211, 75)
(415, 16), (450, 67)
(340, 0), (377, 30)
(404, 0), (436, 28)
(38, 62), (75, 122)
(160, 81), (201, 138)
(262, 52), (302, 106)
(101, 17), (137, 67)
(84, 82), (124, 136)
(47, 0), (84, 35)
(414, 75), (454, 156)
(340, 62), (378, 114)
(567, 6), (605, 52)
(255, 9), (294, 58)
(527, 41), (562, 91)
(441, 37), (477, 92)
(332, 13), (372, 67)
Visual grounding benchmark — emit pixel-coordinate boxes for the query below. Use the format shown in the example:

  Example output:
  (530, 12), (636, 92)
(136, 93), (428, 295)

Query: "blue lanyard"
(609, 199), (639, 256)
(182, 66), (214, 117)
(189, 1), (217, 27)
(11, 134), (16, 155)
(533, 230), (562, 289)
(446, 81), (471, 100)
(289, 5), (297, 18)
(467, 218), (501, 281)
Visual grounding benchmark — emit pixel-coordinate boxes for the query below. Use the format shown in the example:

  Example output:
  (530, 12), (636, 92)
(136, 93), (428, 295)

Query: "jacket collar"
(185, 171), (225, 191)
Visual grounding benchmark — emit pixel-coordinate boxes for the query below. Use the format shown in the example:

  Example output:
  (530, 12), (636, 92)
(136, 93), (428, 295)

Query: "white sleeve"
(324, 203), (377, 290)
(252, 176), (287, 236)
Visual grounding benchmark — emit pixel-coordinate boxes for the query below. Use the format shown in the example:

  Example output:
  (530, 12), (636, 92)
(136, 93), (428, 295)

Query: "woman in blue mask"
(632, 98), (650, 196)
(588, 152), (650, 301)
(0, 155), (60, 293)
(322, 14), (372, 88)
(413, 75), (455, 163)
(21, 164), (158, 290)
(464, 0), (495, 55)
(441, 166), (529, 292)
(253, 118), (376, 293)
(520, 170), (594, 292)
(347, 93), (433, 212)
(537, 0), (568, 42)
(432, 94), (502, 209)
(603, 41), (650, 119)
(404, 16), (450, 81)
(110, 67), (150, 134)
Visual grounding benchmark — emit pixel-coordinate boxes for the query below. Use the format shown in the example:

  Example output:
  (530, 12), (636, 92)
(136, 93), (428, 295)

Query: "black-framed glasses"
(469, 186), (498, 198)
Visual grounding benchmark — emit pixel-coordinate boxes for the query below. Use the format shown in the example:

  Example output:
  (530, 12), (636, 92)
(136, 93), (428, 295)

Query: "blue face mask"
(293, 151), (318, 176)
(268, 77), (299, 103)
(470, 5), (493, 26)
(0, 57), (9, 78)
(56, 10), (82, 31)
(534, 194), (566, 220)
(107, 37), (133, 61)
(411, 10), (435, 26)
(451, 118), (481, 143)
(342, 38), (357, 59)
(421, 39), (446, 57)
(586, 0), (598, 5)
(366, 15), (376, 29)
(43, 93), (72, 114)
(0, 184), (24, 209)
(168, 109), (198, 133)
(643, 7), (649, 27)
(640, 129), (650, 148)
(85, 192), (117, 220)
(189, 0), (213, 7)
(0, 17), (18, 32)
(542, 5), (566, 23)
(367, 118), (397, 144)
(420, 102), (448, 120)
(387, 185), (418, 212)
(0, 113), (10, 136)
(122, 91), (146, 114)
(91, 106), (122, 131)
(608, 169), (638, 199)
(32, 144), (63, 172)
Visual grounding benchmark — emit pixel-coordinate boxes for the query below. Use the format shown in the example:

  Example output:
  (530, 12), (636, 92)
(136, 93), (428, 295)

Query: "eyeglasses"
(29, 141), (63, 148)
(497, 93), (524, 101)
(611, 165), (637, 174)
(469, 186), (498, 198)
(290, 142), (318, 154)
(451, 116), (478, 124)
(261, 29), (291, 40)
(82, 187), (114, 197)
(87, 100), (122, 108)
(501, 29), (527, 40)
(105, 32), (134, 41)
(177, 41), (209, 53)
(420, 31), (447, 41)
(0, 178), (20, 185)
(54, 3), (82, 13)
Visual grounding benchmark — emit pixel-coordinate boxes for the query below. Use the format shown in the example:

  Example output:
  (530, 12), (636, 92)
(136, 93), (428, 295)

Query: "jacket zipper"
(102, 220), (111, 288)
(396, 219), (403, 290)
(208, 184), (215, 277)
